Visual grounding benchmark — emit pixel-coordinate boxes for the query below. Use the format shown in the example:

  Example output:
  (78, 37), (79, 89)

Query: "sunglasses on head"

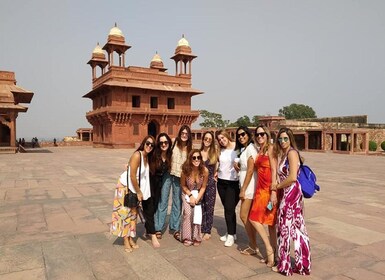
(192, 155), (202, 161)
(237, 132), (247, 138)
(277, 137), (289, 143)
(159, 140), (168, 146)
(255, 132), (266, 137)
(145, 141), (154, 148)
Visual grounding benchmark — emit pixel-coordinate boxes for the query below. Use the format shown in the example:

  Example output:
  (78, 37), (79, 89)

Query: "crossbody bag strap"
(126, 151), (142, 193)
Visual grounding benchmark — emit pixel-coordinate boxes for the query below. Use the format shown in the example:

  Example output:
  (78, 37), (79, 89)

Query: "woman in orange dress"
(249, 125), (278, 268)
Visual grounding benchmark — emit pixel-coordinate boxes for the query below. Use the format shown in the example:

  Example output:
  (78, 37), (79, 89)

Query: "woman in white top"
(234, 126), (264, 260)
(110, 135), (155, 252)
(216, 130), (239, 247)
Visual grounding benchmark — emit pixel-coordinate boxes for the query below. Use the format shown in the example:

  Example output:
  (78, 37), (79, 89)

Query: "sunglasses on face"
(255, 132), (266, 138)
(192, 156), (202, 161)
(159, 141), (169, 146)
(145, 141), (154, 148)
(277, 137), (289, 143)
(204, 137), (212, 142)
(181, 131), (188, 136)
(237, 132), (247, 138)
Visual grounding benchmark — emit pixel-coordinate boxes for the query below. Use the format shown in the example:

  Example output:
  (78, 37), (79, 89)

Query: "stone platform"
(0, 147), (384, 279)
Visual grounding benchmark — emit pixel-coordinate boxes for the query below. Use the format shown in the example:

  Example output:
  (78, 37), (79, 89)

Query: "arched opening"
(148, 120), (158, 138)
(0, 123), (11, 146)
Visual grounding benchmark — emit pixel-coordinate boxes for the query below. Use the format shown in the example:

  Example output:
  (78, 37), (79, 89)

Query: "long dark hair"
(175, 125), (192, 153)
(182, 149), (206, 177)
(135, 135), (155, 163)
(234, 126), (254, 153)
(150, 132), (172, 175)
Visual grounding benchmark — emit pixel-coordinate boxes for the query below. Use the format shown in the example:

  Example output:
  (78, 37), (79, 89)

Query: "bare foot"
(151, 234), (160, 248)
(129, 238), (139, 249)
(124, 237), (133, 253)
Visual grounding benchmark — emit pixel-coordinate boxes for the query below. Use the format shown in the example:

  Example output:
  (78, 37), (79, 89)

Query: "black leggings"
(142, 197), (156, 234)
(217, 179), (240, 235)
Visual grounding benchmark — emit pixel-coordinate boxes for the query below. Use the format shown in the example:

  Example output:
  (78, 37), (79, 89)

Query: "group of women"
(110, 125), (312, 276)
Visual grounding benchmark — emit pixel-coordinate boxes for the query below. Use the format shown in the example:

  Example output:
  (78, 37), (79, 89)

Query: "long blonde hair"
(255, 125), (271, 155)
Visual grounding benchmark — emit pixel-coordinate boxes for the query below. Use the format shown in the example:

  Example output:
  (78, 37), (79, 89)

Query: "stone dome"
(109, 24), (124, 38)
(177, 36), (190, 47)
(92, 43), (104, 54)
(151, 53), (163, 63)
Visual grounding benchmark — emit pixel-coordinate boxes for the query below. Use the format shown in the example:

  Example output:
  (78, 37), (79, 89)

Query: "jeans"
(155, 173), (182, 232)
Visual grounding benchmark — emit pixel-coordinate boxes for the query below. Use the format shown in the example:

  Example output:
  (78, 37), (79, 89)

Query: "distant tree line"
(199, 103), (317, 128)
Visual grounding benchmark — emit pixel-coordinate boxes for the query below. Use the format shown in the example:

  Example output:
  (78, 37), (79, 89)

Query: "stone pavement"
(0, 147), (384, 280)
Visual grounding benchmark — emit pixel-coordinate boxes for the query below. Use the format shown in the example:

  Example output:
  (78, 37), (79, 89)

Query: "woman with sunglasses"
(110, 135), (155, 252)
(216, 130), (239, 247)
(167, 125), (193, 241)
(271, 128), (311, 276)
(149, 133), (172, 246)
(234, 126), (263, 259)
(180, 149), (208, 246)
(249, 125), (278, 268)
(199, 131), (219, 240)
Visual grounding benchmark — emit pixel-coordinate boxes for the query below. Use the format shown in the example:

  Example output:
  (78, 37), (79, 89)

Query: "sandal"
(155, 231), (162, 239)
(193, 240), (201, 246)
(240, 246), (257, 256)
(173, 231), (181, 242)
(183, 239), (193, 247)
(202, 233), (211, 240)
(266, 248), (275, 268)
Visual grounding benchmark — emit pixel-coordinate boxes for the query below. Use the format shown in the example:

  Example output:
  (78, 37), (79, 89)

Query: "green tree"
(199, 110), (230, 128)
(251, 115), (260, 126)
(229, 115), (251, 127)
(278, 103), (317, 119)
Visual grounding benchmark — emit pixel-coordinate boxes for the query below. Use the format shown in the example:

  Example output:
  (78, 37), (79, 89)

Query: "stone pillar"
(10, 112), (16, 147)
(304, 133), (309, 151)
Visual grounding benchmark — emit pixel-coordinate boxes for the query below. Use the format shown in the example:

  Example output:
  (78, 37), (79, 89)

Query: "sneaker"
(220, 234), (227, 242)
(224, 234), (235, 247)
(220, 233), (237, 242)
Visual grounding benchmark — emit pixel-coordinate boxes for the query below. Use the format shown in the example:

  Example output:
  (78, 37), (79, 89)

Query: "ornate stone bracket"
(0, 116), (11, 128)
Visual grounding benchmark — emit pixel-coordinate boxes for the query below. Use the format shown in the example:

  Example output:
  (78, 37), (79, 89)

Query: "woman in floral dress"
(180, 149), (208, 246)
(271, 127), (311, 276)
(110, 135), (155, 252)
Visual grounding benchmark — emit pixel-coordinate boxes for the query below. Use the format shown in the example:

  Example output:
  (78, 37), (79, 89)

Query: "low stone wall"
(36, 141), (93, 148)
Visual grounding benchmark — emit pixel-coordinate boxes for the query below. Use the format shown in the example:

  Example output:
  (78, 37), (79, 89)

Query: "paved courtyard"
(0, 147), (384, 280)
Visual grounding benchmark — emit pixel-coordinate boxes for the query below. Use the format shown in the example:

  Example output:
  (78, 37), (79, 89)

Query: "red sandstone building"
(83, 25), (202, 148)
(0, 71), (33, 152)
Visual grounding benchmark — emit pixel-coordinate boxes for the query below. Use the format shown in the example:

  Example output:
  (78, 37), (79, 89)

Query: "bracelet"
(189, 194), (193, 197)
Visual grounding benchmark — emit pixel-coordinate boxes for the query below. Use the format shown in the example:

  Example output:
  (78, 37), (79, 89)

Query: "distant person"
(199, 131), (219, 240)
(21, 138), (25, 146)
(110, 135), (155, 252)
(31, 138), (35, 148)
(53, 138), (57, 146)
(180, 149), (208, 246)
(216, 130), (239, 247)
(271, 127), (311, 276)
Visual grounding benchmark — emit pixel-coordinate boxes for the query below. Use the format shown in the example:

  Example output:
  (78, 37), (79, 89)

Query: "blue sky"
(1, 0), (385, 140)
